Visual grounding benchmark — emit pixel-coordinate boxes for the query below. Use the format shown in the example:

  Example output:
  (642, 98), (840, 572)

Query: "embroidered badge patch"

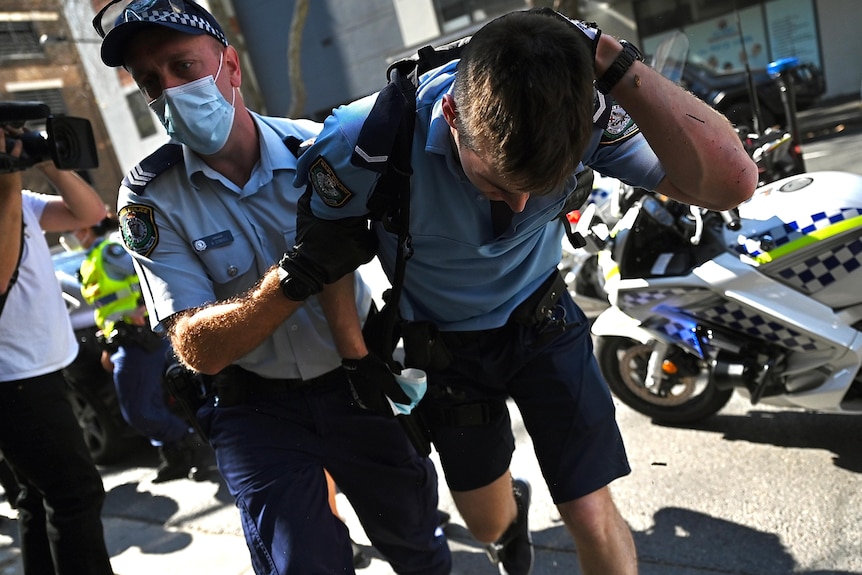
(309, 156), (353, 208)
(118, 204), (159, 258)
(600, 103), (641, 145)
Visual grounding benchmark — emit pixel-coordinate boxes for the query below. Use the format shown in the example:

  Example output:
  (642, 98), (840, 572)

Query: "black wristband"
(277, 251), (323, 301)
(595, 40), (643, 95)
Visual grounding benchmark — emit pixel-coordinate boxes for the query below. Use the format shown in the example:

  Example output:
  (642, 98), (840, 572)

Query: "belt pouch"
(509, 270), (567, 325)
(213, 365), (248, 407)
(401, 320), (453, 371)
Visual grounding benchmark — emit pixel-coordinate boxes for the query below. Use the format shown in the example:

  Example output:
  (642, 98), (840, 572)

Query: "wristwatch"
(595, 40), (643, 95)
(277, 254), (314, 301)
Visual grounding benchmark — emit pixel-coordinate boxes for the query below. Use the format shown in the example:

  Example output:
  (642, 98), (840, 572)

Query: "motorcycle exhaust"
(711, 350), (761, 391)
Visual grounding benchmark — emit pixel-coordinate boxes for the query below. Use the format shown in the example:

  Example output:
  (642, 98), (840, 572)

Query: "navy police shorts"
(420, 291), (631, 504)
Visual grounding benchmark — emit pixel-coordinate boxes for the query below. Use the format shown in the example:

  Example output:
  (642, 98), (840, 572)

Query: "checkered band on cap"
(135, 8), (227, 46)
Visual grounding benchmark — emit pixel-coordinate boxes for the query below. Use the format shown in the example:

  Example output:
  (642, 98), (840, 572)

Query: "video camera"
(0, 101), (99, 173)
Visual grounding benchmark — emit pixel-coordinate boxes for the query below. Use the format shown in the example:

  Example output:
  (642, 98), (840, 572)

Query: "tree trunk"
(287, 0), (309, 118)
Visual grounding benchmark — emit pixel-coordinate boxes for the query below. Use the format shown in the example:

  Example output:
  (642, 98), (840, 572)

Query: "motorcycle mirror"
(650, 30), (689, 84)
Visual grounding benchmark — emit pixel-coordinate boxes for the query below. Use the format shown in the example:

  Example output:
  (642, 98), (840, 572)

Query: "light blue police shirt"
(117, 113), (372, 380)
(296, 61), (664, 331)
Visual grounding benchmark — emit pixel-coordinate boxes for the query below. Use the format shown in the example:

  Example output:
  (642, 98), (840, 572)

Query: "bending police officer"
(278, 9), (758, 575)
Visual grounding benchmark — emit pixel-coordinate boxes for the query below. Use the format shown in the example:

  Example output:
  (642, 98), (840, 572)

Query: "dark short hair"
(452, 10), (594, 195)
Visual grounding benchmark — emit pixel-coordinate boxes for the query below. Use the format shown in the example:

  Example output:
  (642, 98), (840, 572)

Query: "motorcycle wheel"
(596, 336), (733, 424)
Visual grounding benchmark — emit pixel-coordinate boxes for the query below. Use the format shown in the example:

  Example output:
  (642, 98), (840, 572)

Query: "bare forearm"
(37, 163), (106, 232)
(0, 183), (23, 293)
(595, 35), (757, 210)
(168, 267), (302, 374)
(318, 273), (368, 360)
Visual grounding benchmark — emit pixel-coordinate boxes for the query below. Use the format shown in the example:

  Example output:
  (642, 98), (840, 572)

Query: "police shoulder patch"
(309, 156), (353, 208)
(118, 204), (159, 258)
(122, 143), (184, 195)
(600, 104), (641, 146)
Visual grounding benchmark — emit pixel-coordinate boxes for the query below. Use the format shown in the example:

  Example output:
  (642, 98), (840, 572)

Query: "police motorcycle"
(581, 30), (862, 424)
(589, 169), (862, 424)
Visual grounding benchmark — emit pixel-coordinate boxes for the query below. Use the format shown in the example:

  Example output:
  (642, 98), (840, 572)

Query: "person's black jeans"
(0, 370), (113, 575)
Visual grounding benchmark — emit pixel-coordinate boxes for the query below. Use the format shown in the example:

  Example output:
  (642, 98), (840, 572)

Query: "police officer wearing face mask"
(93, 1), (451, 574)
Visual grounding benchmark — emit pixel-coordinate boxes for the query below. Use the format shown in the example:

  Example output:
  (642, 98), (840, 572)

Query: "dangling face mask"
(148, 53), (236, 155)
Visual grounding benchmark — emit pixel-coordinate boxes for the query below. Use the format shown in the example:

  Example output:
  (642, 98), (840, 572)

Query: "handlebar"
(720, 210), (741, 230)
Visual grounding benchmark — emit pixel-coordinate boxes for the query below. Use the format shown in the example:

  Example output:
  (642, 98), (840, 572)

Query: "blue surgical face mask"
(148, 53), (235, 155)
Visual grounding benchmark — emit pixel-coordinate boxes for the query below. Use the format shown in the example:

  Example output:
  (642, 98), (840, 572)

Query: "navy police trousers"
(197, 368), (450, 575)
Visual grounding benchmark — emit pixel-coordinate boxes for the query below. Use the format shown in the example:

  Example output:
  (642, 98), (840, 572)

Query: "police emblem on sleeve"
(309, 156), (353, 208)
(118, 204), (159, 258)
(600, 103), (641, 145)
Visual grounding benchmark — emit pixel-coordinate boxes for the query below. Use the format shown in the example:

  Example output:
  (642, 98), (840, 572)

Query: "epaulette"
(593, 90), (612, 129)
(122, 143), (184, 195)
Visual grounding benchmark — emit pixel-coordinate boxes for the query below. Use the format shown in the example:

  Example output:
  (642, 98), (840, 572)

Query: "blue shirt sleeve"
(294, 95), (381, 220)
(583, 101), (666, 191)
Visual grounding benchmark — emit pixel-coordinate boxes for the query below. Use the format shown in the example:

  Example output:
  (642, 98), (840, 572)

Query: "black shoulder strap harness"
(347, 39), (471, 364)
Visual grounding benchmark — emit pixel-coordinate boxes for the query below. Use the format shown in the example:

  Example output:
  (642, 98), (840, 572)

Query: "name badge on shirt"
(192, 230), (234, 252)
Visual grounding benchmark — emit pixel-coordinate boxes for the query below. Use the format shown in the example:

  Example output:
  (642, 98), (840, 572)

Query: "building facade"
(226, 0), (860, 121)
(0, 0), (123, 208)
(4, 0), (858, 206)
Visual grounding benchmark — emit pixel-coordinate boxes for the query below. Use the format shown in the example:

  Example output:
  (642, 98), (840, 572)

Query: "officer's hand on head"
(342, 352), (411, 417)
(573, 20), (601, 65)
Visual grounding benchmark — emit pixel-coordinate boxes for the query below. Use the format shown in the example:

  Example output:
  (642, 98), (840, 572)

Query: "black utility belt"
(443, 269), (567, 342)
(402, 270), (567, 369)
(212, 365), (344, 407)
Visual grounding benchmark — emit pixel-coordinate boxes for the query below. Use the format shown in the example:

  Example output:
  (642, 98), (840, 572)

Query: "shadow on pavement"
(634, 507), (857, 575)
(525, 507), (857, 575)
(661, 410), (862, 473)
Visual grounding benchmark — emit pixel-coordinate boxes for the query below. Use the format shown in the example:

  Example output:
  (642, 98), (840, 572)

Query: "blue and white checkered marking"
(773, 237), (862, 293)
(732, 207), (862, 259)
(698, 300), (824, 352)
(619, 288), (707, 356)
(138, 9), (228, 46)
(642, 316), (704, 356)
(618, 288), (689, 310)
(619, 287), (827, 354)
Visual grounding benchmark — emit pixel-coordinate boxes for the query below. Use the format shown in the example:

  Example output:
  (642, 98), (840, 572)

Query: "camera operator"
(0, 126), (115, 574)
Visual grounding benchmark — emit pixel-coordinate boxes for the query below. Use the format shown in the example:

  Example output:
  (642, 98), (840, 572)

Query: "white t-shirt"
(0, 191), (78, 382)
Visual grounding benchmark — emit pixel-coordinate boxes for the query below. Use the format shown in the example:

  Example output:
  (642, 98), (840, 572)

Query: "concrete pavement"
(4, 388), (859, 575)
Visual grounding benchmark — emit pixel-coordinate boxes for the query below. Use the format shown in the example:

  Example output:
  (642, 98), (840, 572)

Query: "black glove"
(576, 20), (601, 66)
(342, 353), (411, 417)
(279, 186), (378, 299)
